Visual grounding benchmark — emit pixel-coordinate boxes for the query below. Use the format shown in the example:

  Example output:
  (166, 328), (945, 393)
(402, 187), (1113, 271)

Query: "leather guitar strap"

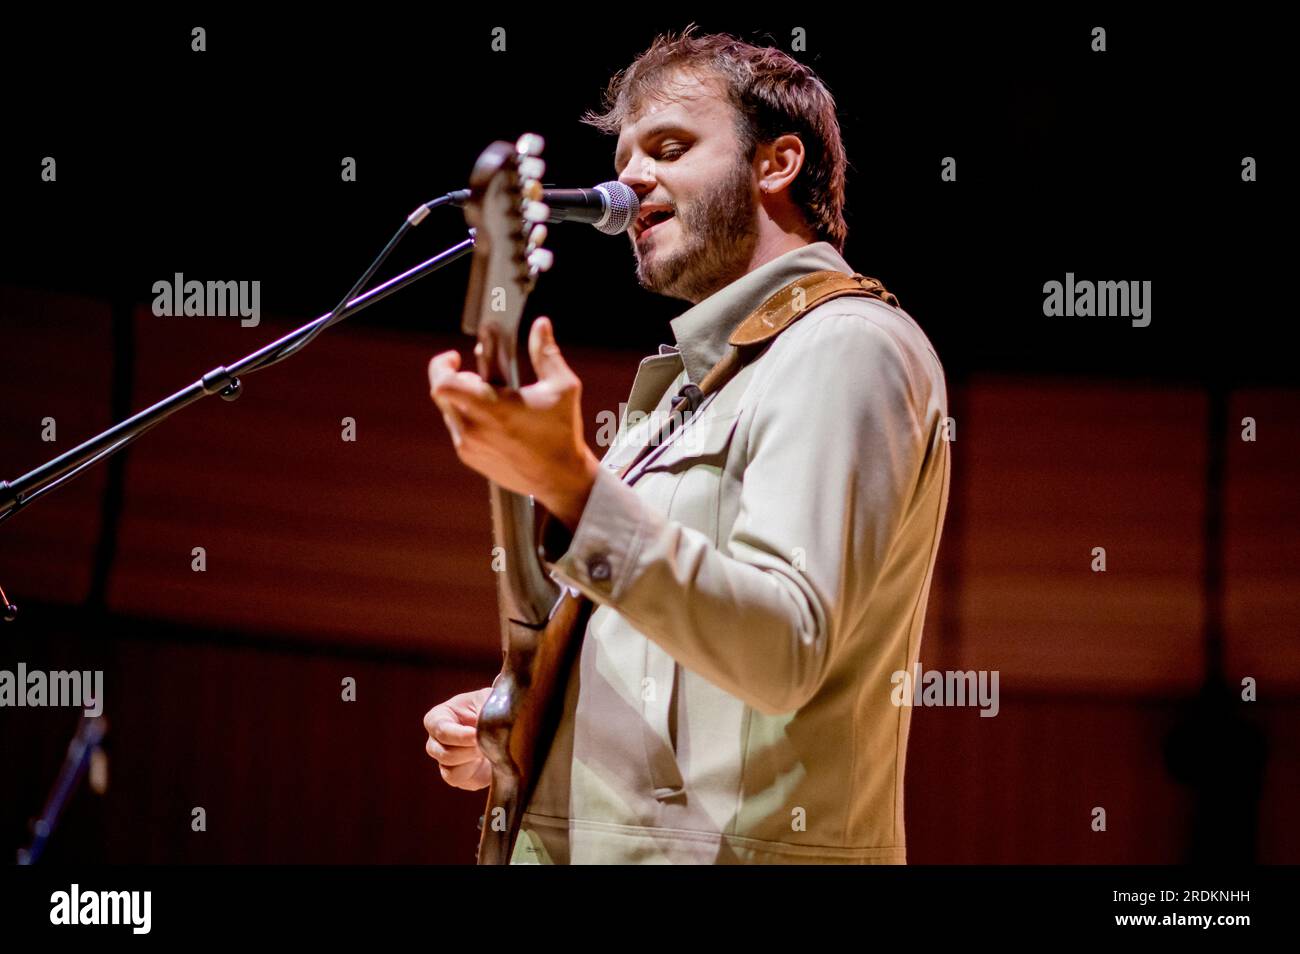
(615, 270), (900, 478)
(537, 270), (898, 561)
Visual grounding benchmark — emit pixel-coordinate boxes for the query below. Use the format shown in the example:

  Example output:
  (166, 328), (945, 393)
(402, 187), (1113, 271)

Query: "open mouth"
(637, 209), (675, 240)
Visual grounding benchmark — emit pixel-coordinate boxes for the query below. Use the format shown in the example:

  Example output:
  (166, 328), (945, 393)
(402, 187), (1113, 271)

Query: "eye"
(659, 142), (688, 161)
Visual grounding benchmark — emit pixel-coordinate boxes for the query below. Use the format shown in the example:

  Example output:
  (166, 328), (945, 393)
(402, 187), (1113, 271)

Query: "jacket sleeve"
(544, 312), (929, 716)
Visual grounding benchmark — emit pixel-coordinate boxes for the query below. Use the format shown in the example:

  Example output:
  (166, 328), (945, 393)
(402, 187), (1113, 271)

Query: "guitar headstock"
(459, 133), (554, 388)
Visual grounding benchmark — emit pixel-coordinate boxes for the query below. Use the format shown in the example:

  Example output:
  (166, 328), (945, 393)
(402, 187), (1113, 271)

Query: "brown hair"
(582, 24), (849, 253)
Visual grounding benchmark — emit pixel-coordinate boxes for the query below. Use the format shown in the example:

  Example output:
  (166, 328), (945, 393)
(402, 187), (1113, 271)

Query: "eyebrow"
(614, 121), (692, 175)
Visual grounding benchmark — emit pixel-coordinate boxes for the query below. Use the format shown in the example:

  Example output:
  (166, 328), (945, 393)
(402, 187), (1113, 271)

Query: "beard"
(632, 154), (760, 303)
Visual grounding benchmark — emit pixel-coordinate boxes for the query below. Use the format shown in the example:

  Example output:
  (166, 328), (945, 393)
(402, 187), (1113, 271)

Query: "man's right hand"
(423, 687), (493, 791)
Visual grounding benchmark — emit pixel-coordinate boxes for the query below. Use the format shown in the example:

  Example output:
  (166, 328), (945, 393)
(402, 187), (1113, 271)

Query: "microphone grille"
(594, 181), (639, 235)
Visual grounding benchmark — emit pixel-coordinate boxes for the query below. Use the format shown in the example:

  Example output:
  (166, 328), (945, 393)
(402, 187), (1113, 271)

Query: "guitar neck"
(486, 481), (558, 629)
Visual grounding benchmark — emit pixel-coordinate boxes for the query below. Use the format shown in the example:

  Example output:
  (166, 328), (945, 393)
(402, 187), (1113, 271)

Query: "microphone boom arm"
(0, 236), (476, 526)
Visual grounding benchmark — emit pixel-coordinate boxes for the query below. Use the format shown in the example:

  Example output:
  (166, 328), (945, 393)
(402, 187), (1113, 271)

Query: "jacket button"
(587, 554), (612, 582)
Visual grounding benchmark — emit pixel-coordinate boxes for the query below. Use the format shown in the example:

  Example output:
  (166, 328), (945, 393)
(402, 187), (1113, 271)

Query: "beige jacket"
(510, 241), (951, 864)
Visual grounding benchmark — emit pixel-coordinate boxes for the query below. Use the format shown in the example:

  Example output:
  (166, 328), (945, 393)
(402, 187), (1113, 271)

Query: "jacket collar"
(667, 241), (854, 385)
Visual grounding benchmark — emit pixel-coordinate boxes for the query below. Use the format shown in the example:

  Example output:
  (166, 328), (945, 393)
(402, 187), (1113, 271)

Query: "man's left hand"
(428, 316), (599, 531)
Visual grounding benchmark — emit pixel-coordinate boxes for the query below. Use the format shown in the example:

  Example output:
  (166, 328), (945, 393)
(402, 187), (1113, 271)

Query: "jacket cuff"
(543, 464), (648, 602)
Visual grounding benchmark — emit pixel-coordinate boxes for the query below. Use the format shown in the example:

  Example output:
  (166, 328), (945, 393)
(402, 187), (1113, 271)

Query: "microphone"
(537, 182), (640, 234)
(445, 181), (640, 235)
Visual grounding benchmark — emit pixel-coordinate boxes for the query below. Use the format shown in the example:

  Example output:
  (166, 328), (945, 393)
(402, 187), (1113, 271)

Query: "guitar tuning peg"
(522, 178), (543, 202)
(519, 156), (545, 181)
(516, 132), (545, 156)
(523, 201), (550, 223)
(528, 223), (548, 248)
(528, 247), (554, 273)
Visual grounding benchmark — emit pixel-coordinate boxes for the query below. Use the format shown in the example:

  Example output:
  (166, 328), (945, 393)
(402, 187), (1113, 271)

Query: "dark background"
(0, 11), (1293, 864)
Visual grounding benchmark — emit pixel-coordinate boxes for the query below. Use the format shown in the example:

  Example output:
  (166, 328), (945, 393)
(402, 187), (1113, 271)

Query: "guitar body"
(475, 590), (591, 864)
(456, 135), (588, 864)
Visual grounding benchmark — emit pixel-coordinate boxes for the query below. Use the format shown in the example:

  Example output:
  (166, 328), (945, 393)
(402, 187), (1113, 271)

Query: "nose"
(617, 152), (658, 197)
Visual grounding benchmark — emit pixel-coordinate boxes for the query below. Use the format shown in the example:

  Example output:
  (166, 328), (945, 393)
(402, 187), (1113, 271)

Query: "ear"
(755, 134), (806, 194)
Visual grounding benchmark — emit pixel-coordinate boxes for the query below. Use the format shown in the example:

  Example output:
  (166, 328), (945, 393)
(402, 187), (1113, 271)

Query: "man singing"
(423, 26), (951, 864)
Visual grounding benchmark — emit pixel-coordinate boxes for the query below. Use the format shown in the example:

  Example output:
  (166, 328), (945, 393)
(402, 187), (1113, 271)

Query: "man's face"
(614, 71), (760, 303)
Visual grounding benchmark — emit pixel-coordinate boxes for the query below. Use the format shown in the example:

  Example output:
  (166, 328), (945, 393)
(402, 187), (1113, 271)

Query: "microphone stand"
(17, 715), (109, 864)
(1, 224), (474, 861)
(0, 233), (474, 533)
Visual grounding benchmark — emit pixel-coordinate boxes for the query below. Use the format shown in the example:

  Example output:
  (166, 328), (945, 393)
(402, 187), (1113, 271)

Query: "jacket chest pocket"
(629, 409), (742, 544)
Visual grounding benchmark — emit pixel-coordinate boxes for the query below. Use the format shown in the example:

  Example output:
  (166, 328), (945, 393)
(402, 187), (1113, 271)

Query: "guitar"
(458, 134), (591, 865)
